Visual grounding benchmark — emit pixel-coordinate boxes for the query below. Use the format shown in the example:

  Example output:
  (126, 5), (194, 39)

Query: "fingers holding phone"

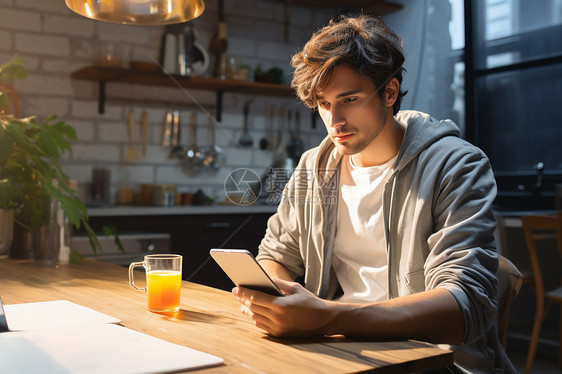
(233, 279), (337, 338)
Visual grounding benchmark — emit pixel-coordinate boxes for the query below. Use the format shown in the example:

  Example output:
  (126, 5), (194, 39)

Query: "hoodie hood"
(394, 110), (461, 171)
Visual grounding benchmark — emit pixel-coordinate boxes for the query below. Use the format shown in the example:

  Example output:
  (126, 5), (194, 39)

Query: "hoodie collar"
(394, 111), (460, 171)
(315, 110), (460, 179)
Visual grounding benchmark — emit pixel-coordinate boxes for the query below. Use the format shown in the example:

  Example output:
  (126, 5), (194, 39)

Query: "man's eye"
(344, 97), (358, 103)
(318, 101), (329, 108)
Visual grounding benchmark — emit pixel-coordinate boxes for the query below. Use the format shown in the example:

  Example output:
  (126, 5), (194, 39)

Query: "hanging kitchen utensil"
(272, 107), (287, 166)
(260, 107), (273, 150)
(161, 110), (173, 146)
(286, 109), (295, 159)
(125, 108), (140, 161)
(268, 107), (278, 150)
(170, 111), (180, 147)
(141, 111), (148, 157)
(183, 112), (203, 169)
(202, 116), (225, 170)
(169, 111), (184, 159)
(209, 0), (228, 79)
(291, 111), (305, 164)
(238, 100), (254, 148)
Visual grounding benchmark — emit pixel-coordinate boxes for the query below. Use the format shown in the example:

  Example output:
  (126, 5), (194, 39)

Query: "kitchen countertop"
(87, 203), (278, 217)
(495, 210), (555, 217)
(495, 210), (555, 228)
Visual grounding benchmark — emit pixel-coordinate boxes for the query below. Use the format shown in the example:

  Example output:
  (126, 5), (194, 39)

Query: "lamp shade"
(65, 0), (205, 25)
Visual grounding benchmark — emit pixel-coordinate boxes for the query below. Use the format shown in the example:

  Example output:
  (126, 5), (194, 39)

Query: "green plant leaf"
(84, 222), (102, 254)
(0, 55), (119, 255)
(0, 179), (21, 209)
(69, 249), (84, 264)
(103, 225), (125, 253)
(0, 55), (26, 82)
(0, 133), (13, 160)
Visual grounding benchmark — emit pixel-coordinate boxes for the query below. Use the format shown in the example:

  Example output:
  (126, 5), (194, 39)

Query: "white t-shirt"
(332, 154), (397, 303)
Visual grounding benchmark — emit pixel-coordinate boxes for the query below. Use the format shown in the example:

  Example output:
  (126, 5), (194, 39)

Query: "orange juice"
(146, 270), (181, 312)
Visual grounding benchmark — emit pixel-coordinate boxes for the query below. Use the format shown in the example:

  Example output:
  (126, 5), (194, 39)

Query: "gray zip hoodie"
(257, 110), (516, 373)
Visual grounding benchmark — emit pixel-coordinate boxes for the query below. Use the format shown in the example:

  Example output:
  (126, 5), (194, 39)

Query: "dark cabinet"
(173, 213), (270, 290)
(81, 211), (273, 291)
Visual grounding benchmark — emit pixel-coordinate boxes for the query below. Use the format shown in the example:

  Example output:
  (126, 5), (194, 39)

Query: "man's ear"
(385, 78), (399, 108)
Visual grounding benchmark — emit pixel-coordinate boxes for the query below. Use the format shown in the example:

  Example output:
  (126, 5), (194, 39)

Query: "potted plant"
(0, 56), (115, 262)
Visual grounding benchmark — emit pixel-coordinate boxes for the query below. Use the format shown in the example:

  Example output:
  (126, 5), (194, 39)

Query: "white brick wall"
(15, 0), (68, 13)
(17, 73), (73, 95)
(72, 144), (121, 162)
(0, 31), (13, 51)
(24, 96), (69, 117)
(43, 14), (95, 38)
(1, 1), (332, 205)
(15, 33), (71, 56)
(68, 119), (95, 142)
(0, 9), (41, 32)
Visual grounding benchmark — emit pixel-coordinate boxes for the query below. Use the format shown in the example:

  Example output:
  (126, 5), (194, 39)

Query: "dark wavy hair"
(291, 15), (407, 115)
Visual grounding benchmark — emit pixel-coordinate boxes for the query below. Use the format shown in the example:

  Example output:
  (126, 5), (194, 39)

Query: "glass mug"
(129, 254), (182, 313)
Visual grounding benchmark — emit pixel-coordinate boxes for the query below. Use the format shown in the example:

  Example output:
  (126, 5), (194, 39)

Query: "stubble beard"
(333, 120), (386, 157)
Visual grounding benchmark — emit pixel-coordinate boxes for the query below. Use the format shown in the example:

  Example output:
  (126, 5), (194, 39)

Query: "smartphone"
(209, 249), (284, 296)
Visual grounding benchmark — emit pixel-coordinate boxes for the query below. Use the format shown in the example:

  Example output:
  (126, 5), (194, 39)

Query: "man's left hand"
(233, 278), (338, 337)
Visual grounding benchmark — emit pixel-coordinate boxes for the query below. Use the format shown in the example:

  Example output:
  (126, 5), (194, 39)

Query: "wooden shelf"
(71, 66), (296, 116)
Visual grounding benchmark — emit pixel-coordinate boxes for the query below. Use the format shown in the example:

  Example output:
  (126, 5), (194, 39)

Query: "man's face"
(316, 65), (389, 158)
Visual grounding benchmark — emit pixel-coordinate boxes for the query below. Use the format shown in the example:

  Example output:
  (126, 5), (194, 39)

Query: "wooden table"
(0, 259), (453, 373)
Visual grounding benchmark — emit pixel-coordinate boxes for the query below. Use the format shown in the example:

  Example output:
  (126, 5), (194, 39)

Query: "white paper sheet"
(0, 323), (224, 374)
(3, 300), (121, 331)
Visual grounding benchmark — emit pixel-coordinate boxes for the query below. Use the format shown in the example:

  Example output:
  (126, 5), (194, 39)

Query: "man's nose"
(328, 108), (346, 128)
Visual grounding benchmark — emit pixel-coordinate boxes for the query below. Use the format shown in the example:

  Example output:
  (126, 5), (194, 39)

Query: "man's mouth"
(333, 133), (353, 142)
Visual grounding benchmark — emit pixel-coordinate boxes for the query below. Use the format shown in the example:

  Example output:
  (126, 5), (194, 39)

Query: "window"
(466, 0), (562, 209)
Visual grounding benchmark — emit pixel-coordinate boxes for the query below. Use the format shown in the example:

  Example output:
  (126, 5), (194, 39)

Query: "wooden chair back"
(520, 214), (562, 298)
(520, 212), (562, 373)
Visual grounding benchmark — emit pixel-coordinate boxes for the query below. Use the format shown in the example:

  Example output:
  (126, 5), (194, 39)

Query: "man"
(233, 15), (515, 373)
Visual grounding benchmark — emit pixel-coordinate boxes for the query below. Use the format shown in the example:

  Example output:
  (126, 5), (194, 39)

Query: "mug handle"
(128, 261), (146, 291)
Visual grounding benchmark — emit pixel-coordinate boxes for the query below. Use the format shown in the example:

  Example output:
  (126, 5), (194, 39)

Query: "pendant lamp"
(65, 0), (205, 25)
